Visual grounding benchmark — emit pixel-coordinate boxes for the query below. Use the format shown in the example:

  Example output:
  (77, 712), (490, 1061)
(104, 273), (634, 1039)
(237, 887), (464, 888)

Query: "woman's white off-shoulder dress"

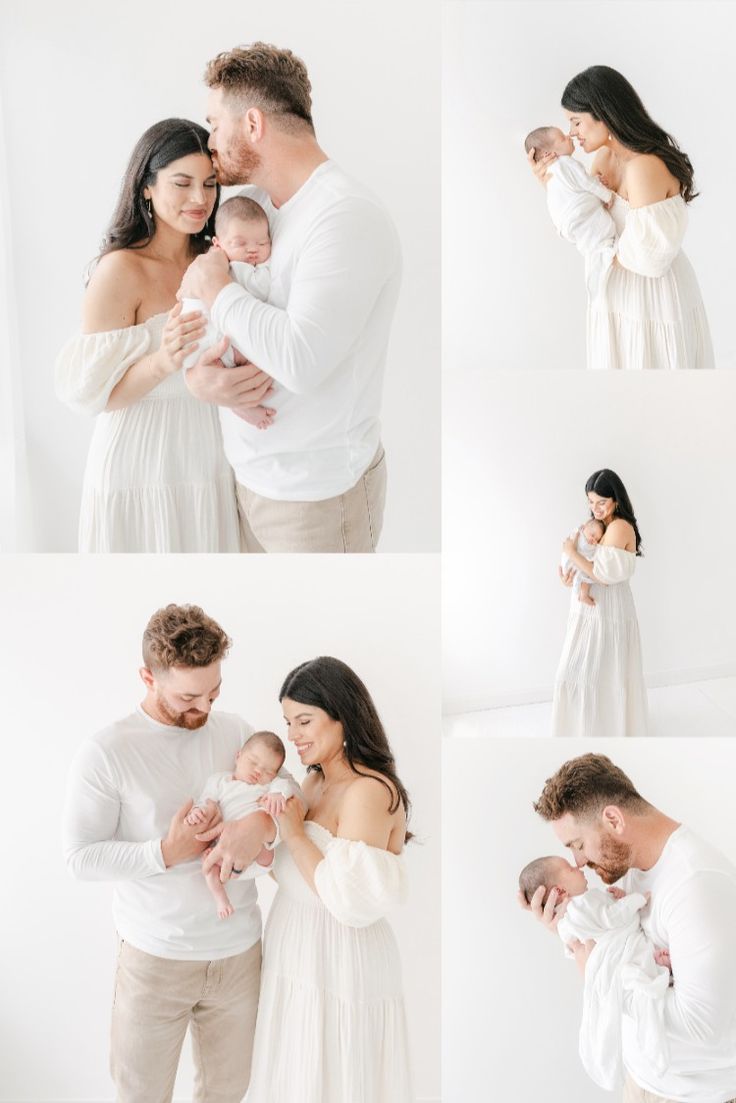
(55, 313), (240, 551)
(588, 194), (714, 369)
(247, 820), (413, 1103)
(552, 545), (648, 738)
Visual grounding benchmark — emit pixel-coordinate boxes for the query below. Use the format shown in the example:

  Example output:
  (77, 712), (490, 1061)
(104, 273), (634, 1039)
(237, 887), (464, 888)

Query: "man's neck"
(630, 810), (681, 871)
(253, 140), (329, 209)
(140, 695), (176, 727)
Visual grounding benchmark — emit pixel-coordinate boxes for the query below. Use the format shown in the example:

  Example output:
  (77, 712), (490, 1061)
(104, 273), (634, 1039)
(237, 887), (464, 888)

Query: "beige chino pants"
(110, 939), (261, 1103)
(623, 1074), (736, 1103)
(236, 444), (387, 553)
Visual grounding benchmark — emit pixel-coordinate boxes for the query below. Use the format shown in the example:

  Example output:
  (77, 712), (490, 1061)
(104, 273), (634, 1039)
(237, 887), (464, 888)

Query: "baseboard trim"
(444, 662), (736, 718)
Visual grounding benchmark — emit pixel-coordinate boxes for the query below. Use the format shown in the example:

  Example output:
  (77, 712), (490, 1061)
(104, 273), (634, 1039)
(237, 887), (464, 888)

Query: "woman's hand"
(558, 565), (574, 588)
(277, 796), (308, 843)
(157, 301), (206, 375)
(527, 146), (556, 185)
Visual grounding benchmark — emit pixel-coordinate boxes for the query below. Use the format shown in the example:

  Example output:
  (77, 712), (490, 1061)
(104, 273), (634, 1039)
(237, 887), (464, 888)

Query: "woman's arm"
(282, 777), (396, 893)
(82, 252), (205, 411)
(562, 534), (595, 578)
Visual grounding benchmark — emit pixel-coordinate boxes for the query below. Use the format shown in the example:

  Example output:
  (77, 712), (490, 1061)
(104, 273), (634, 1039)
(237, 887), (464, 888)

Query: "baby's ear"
(553, 886), (568, 901)
(212, 235), (220, 247)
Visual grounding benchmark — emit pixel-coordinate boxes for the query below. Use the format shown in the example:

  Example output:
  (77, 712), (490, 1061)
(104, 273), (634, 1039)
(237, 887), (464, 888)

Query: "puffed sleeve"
(55, 325), (152, 416)
(313, 838), (408, 928)
(592, 545), (637, 584)
(616, 197), (687, 278)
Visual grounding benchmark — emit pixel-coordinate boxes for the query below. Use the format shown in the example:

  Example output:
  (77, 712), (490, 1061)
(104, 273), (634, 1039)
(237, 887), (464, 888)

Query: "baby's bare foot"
(218, 902), (234, 920)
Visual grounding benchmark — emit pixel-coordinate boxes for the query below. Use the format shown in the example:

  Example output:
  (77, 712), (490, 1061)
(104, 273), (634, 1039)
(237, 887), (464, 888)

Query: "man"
(62, 604), (300, 1103)
(181, 42), (401, 554)
(524, 754), (736, 1103)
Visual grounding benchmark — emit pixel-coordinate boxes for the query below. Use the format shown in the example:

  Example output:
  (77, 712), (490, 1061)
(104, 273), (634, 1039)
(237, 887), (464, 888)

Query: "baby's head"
(519, 855), (588, 906)
(234, 730), (286, 785)
(582, 519), (605, 545)
(524, 126), (574, 161)
(213, 196), (271, 265)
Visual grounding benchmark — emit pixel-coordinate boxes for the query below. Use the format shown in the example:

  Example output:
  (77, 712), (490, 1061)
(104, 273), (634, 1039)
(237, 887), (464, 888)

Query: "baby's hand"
(607, 886), (626, 900)
(259, 793), (287, 818)
(654, 947), (672, 970)
(186, 806), (208, 826)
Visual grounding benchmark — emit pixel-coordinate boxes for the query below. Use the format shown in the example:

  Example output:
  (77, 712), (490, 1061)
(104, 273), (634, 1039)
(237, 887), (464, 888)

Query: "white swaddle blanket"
(182, 260), (271, 370)
(558, 889), (670, 1090)
(560, 527), (598, 595)
(546, 158), (616, 300)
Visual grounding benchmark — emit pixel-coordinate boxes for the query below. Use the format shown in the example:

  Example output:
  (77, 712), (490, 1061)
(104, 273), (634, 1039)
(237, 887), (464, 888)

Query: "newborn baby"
(182, 195), (275, 429)
(560, 518), (605, 605)
(519, 856), (671, 1090)
(525, 125), (617, 298)
(187, 730), (291, 919)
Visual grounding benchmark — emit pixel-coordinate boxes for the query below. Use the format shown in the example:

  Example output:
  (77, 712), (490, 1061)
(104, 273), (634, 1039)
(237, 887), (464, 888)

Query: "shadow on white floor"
(444, 677), (736, 739)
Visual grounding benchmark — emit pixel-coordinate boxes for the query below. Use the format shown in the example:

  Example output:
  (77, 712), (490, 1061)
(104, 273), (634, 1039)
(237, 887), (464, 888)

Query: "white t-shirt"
(620, 826), (736, 1102)
(62, 708), (300, 961)
(211, 160), (402, 501)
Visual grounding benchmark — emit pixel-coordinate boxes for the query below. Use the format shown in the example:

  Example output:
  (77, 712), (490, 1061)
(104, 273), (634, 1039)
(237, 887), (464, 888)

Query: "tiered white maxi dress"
(552, 545), (648, 738)
(587, 194), (714, 370)
(247, 821), (413, 1103)
(55, 313), (240, 551)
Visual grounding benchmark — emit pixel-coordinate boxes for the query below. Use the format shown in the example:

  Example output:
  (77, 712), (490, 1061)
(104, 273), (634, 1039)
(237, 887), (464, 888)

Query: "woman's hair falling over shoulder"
(585, 468), (643, 555)
(279, 656), (413, 842)
(562, 66), (697, 202)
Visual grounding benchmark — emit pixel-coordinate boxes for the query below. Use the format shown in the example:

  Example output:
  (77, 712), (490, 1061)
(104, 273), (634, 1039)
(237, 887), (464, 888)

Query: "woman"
(531, 66), (713, 370)
(55, 119), (270, 551)
(552, 469), (648, 738)
(248, 656), (413, 1103)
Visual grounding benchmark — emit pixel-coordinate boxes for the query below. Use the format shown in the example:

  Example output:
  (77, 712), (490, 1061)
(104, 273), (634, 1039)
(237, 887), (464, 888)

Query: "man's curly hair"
(534, 754), (650, 822)
(142, 605), (231, 672)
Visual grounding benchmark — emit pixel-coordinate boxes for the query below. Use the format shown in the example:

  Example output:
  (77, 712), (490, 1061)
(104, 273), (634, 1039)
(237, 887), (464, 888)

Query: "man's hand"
(517, 885), (568, 932)
(179, 246), (232, 307)
(161, 798), (221, 868)
(185, 339), (274, 419)
(568, 937), (596, 977)
(197, 811), (276, 883)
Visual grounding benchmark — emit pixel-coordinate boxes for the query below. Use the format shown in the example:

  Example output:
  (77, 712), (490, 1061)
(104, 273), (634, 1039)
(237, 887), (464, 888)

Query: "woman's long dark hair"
(562, 66), (697, 203)
(279, 656), (412, 839)
(585, 468), (643, 555)
(98, 118), (220, 259)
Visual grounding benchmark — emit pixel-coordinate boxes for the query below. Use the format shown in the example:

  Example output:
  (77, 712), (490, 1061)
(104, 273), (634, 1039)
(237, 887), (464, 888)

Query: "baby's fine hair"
(242, 729), (286, 767)
(519, 856), (563, 905)
(524, 126), (557, 162)
(215, 195), (270, 236)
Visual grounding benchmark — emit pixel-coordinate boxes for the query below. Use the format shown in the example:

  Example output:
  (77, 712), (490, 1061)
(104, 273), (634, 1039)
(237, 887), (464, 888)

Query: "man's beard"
(211, 145), (262, 187)
(586, 833), (632, 884)
(156, 692), (209, 730)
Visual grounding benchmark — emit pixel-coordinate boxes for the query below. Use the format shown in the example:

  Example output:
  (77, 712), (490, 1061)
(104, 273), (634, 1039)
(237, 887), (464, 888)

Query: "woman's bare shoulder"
(604, 517), (635, 547)
(343, 770), (400, 812)
(83, 250), (144, 331)
(624, 154), (679, 203)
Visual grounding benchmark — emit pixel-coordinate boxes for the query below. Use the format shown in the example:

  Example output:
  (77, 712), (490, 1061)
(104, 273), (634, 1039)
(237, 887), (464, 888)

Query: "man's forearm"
(64, 837), (165, 881)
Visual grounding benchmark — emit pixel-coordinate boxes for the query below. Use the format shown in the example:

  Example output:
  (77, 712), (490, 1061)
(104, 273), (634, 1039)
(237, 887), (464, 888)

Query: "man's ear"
(601, 805), (626, 835)
(139, 666), (155, 691)
(244, 106), (266, 141)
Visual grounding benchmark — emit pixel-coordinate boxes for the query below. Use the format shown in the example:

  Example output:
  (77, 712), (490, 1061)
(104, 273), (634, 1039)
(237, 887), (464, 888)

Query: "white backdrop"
(443, 1), (736, 372)
(443, 736), (736, 1103)
(0, 554), (440, 1102)
(0, 0), (440, 552)
(443, 370), (736, 714)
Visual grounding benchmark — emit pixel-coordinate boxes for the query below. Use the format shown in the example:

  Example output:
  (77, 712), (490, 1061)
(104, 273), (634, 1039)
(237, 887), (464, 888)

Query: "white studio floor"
(444, 677), (736, 739)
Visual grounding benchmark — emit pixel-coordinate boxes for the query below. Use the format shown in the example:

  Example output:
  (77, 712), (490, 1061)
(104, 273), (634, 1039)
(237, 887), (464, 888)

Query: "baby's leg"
(204, 862), (234, 920)
(237, 405), (277, 430)
(255, 845), (274, 868)
(578, 580), (595, 606)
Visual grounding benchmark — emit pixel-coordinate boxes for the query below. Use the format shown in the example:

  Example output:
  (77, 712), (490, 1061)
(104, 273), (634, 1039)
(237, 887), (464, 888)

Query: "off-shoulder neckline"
(305, 818), (404, 856)
(613, 193), (684, 212)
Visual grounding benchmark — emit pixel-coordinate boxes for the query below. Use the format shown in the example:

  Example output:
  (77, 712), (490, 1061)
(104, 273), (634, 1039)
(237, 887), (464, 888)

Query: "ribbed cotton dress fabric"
(552, 545), (648, 737)
(55, 313), (240, 551)
(587, 194), (714, 369)
(247, 820), (413, 1103)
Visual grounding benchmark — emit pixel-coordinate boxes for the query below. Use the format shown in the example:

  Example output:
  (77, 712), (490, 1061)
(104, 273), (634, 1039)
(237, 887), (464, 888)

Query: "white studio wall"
(0, 554), (440, 1102)
(443, 0), (736, 372)
(442, 736), (736, 1103)
(443, 370), (736, 715)
(0, 0), (440, 552)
